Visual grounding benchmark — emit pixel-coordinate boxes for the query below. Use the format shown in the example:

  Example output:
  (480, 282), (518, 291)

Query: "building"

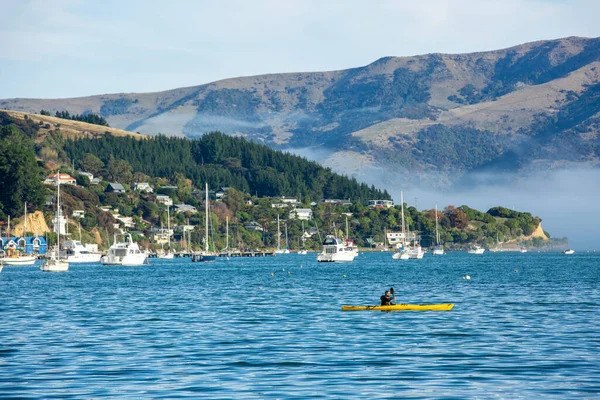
(2, 236), (47, 255)
(72, 210), (85, 218)
(52, 209), (67, 236)
(289, 208), (313, 220)
(44, 173), (76, 185)
(367, 200), (394, 208)
(156, 195), (173, 206)
(302, 227), (319, 239)
(133, 182), (153, 193)
(386, 231), (420, 248)
(106, 183), (126, 193)
(321, 199), (353, 206)
(175, 204), (198, 214)
(78, 172), (100, 185)
(244, 221), (264, 232)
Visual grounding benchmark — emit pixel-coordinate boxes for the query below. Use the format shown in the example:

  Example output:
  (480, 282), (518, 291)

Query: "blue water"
(1, 252), (599, 398)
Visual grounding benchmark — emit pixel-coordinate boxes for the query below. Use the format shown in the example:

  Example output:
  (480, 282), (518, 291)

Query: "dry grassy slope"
(1, 110), (144, 142)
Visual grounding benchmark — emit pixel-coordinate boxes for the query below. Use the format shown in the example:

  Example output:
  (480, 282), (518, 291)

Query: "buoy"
(515, 270), (518, 272)
(463, 275), (470, 280)
(300, 265), (303, 268)
(288, 271), (291, 274)
(342, 274), (346, 278)
(259, 286), (263, 290)
(282, 268), (285, 271)
(270, 273), (274, 277)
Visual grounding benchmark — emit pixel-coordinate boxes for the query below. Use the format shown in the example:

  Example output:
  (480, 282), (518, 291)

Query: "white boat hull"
(1, 255), (37, 266)
(41, 260), (69, 272)
(432, 249), (445, 255)
(157, 253), (175, 259)
(392, 251), (410, 260)
(563, 249), (575, 255)
(468, 249), (485, 254)
(317, 252), (357, 262)
(67, 253), (103, 263)
(101, 254), (147, 266)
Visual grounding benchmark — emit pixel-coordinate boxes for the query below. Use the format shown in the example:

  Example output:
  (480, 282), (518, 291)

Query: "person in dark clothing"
(380, 290), (395, 306)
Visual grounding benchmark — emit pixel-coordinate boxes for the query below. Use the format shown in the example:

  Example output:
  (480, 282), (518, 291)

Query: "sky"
(1, 0), (600, 99)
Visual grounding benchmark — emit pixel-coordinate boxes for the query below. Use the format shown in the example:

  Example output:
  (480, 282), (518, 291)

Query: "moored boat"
(563, 249), (575, 255)
(41, 170), (69, 272)
(467, 245), (485, 254)
(101, 233), (147, 266)
(317, 235), (358, 262)
(62, 240), (103, 263)
(342, 303), (454, 311)
(191, 183), (218, 262)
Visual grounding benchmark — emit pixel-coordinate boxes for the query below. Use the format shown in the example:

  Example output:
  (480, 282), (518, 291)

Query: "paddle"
(390, 287), (395, 305)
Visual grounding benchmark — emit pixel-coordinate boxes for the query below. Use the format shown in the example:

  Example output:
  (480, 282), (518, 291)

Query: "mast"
(226, 215), (229, 250)
(345, 216), (349, 241)
(166, 205), (170, 252)
(277, 214), (281, 250)
(435, 203), (440, 246)
(56, 170), (61, 255)
(204, 183), (209, 252)
(400, 191), (405, 247)
(285, 223), (289, 250)
(24, 202), (27, 238)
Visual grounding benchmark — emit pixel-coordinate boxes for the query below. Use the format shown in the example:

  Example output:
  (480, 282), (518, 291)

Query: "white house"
(133, 182), (153, 193)
(175, 204), (198, 214)
(72, 210), (85, 218)
(44, 173), (76, 185)
(244, 221), (264, 232)
(367, 200), (394, 208)
(156, 195), (173, 206)
(271, 203), (289, 209)
(289, 208), (313, 220)
(281, 196), (298, 204)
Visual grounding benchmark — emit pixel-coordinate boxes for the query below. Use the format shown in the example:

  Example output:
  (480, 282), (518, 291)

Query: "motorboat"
(62, 240), (102, 263)
(101, 233), (147, 266)
(467, 245), (485, 254)
(317, 235), (358, 262)
(563, 249), (575, 255)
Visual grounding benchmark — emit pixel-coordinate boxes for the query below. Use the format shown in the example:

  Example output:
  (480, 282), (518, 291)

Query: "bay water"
(1, 252), (599, 398)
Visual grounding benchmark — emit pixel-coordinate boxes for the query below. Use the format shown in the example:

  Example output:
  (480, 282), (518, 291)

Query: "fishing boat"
(157, 205), (174, 259)
(192, 183), (217, 262)
(342, 303), (454, 311)
(1, 215), (37, 266)
(432, 203), (444, 255)
(467, 245), (485, 254)
(563, 249), (575, 255)
(101, 233), (147, 266)
(41, 170), (69, 272)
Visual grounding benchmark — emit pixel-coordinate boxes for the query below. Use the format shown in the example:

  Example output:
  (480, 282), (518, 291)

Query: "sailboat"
(392, 192), (410, 260)
(275, 214), (289, 254)
(298, 220), (308, 254)
(157, 205), (174, 259)
(192, 183), (217, 262)
(489, 232), (502, 253)
(41, 170), (69, 272)
(1, 213), (37, 266)
(432, 204), (445, 255)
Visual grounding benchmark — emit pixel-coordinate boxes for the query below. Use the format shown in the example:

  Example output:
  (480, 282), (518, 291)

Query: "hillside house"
(106, 183), (126, 193)
(44, 173), (76, 185)
(244, 221), (264, 232)
(367, 200), (394, 208)
(175, 204), (198, 214)
(289, 208), (313, 220)
(156, 195), (173, 206)
(133, 182), (153, 193)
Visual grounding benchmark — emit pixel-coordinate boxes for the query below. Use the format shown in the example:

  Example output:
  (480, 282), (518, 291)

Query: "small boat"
(317, 235), (358, 262)
(342, 303), (454, 311)
(563, 249), (575, 255)
(520, 246), (528, 253)
(101, 233), (147, 266)
(467, 245), (485, 254)
(62, 240), (102, 263)
(157, 205), (174, 259)
(41, 170), (69, 272)
(1, 215), (37, 266)
(392, 248), (410, 260)
(298, 249), (308, 255)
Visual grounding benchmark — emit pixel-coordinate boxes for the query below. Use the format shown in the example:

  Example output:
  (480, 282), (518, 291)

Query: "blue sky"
(1, 0), (599, 99)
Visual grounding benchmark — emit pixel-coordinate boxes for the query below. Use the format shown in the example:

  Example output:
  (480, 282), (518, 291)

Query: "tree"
(106, 158), (132, 183)
(80, 153), (104, 175)
(76, 173), (90, 187)
(0, 126), (46, 216)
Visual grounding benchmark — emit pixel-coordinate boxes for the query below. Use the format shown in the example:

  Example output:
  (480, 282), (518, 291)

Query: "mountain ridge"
(2, 36), (599, 188)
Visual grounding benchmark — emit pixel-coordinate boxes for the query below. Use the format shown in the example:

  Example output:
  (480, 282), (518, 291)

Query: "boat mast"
(285, 222), (288, 250)
(435, 203), (440, 246)
(204, 183), (209, 252)
(345, 216), (349, 241)
(56, 170), (61, 255)
(226, 215), (229, 250)
(277, 214), (281, 250)
(400, 191), (405, 247)
(166, 205), (170, 252)
(24, 202), (27, 238)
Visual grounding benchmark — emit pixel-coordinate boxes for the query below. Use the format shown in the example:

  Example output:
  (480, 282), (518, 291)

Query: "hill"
(1, 37), (599, 187)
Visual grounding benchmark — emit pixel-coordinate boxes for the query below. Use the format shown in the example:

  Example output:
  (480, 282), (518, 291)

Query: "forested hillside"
(63, 132), (390, 202)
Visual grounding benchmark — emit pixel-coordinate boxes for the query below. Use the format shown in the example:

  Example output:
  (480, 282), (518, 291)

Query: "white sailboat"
(41, 170), (69, 272)
(157, 205), (174, 259)
(432, 203), (445, 255)
(1, 211), (37, 266)
(192, 183), (217, 262)
(392, 191), (410, 260)
(275, 214), (289, 254)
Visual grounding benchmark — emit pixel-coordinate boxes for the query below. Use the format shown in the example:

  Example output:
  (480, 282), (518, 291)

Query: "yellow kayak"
(341, 303), (454, 311)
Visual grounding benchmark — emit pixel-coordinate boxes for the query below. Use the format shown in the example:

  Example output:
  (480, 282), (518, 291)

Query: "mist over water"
(286, 144), (599, 249)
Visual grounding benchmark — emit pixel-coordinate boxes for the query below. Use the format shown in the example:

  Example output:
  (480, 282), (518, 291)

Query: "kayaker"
(380, 290), (395, 306)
